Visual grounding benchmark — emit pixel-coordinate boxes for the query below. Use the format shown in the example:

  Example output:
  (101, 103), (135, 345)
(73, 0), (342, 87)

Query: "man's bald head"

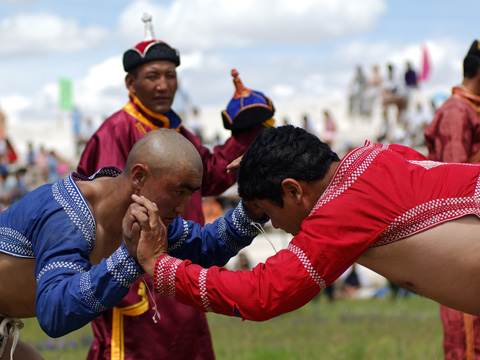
(125, 129), (203, 177)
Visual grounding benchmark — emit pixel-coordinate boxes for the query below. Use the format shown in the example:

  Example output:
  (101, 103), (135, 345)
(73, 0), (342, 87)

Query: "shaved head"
(125, 129), (203, 177)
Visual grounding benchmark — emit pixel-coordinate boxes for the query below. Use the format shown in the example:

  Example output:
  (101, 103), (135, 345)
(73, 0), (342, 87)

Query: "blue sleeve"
(167, 201), (265, 267)
(33, 214), (143, 338)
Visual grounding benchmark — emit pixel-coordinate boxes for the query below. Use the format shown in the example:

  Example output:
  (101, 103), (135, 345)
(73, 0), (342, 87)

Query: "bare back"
(0, 254), (36, 317)
(0, 180), (124, 319)
(0, 228), (122, 318)
(358, 215), (480, 315)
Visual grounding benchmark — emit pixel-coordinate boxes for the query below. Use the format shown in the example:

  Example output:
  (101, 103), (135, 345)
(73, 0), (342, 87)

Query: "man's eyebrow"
(179, 182), (201, 192)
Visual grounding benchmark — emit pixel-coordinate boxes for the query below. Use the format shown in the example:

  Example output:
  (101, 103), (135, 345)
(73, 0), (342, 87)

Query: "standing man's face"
(126, 60), (178, 115)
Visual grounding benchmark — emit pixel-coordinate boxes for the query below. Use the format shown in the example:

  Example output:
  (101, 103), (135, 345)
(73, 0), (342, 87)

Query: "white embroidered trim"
(199, 268), (213, 312)
(311, 143), (387, 215)
(37, 261), (86, 283)
(155, 255), (182, 298)
(288, 244), (326, 290)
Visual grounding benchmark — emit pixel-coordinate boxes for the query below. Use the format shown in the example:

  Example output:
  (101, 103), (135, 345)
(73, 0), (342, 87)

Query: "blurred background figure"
(301, 113), (316, 135)
(379, 63), (408, 142)
(202, 196), (223, 224)
(424, 39), (480, 360)
(341, 264), (362, 299)
(407, 102), (432, 147)
(348, 65), (367, 117)
(321, 109), (337, 148)
(363, 64), (383, 119)
(234, 252), (251, 271)
(189, 106), (204, 142)
(404, 61), (418, 91)
(9, 168), (29, 204)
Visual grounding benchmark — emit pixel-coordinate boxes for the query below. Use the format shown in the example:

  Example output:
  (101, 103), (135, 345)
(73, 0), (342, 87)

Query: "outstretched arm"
(134, 206), (377, 322)
(128, 194), (268, 272)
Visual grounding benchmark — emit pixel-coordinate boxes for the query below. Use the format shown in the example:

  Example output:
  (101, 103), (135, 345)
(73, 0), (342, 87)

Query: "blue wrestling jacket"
(0, 168), (262, 337)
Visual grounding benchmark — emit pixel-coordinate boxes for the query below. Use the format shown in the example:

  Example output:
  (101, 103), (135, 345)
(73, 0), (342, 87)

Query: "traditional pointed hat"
(221, 69), (275, 131)
(466, 40), (480, 58)
(123, 13), (180, 72)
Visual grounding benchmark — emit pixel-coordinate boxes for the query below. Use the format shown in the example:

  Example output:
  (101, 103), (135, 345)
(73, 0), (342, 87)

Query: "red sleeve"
(154, 248), (322, 321)
(77, 111), (144, 175)
(181, 125), (262, 196)
(153, 204), (382, 322)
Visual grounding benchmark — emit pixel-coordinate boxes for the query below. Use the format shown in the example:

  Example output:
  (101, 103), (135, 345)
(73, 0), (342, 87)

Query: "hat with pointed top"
(466, 39), (480, 58)
(221, 69), (275, 131)
(123, 13), (180, 72)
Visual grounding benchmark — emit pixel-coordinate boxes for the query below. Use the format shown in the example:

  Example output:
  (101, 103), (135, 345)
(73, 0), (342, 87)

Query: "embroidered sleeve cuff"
(154, 254), (182, 298)
(239, 200), (270, 225)
(106, 244), (144, 288)
(218, 201), (268, 253)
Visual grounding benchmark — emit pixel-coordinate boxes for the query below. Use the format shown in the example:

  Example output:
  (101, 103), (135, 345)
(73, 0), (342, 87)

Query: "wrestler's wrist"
(142, 253), (167, 278)
(153, 254), (170, 281)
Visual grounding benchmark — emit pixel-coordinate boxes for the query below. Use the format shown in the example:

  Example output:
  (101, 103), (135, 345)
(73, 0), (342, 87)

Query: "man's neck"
(462, 76), (480, 97)
(79, 177), (131, 235)
(320, 161), (340, 192)
(309, 161), (341, 207)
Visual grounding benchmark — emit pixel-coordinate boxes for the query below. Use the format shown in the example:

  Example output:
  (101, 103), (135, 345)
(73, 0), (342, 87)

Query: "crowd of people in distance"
(0, 141), (73, 211)
(347, 61), (433, 148)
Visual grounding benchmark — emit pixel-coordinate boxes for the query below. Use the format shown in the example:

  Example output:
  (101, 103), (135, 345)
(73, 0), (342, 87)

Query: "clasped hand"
(122, 194), (168, 277)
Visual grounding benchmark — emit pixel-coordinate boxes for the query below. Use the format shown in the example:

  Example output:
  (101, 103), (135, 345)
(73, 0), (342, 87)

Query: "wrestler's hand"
(226, 155), (243, 175)
(122, 202), (147, 262)
(129, 194), (168, 278)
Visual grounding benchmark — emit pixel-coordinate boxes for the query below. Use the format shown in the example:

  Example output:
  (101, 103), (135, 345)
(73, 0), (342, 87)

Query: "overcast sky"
(0, 0), (477, 137)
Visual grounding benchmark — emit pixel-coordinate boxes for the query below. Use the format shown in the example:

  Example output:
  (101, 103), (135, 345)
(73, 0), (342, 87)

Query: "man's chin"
(150, 102), (172, 115)
(287, 229), (300, 236)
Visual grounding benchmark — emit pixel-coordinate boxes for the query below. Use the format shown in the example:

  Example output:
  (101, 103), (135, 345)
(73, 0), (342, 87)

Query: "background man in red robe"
(78, 14), (273, 360)
(425, 39), (480, 360)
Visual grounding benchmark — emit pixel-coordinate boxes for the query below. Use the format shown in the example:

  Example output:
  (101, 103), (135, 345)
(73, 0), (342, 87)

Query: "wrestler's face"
(252, 198), (305, 236)
(126, 60), (178, 115)
(141, 166), (202, 227)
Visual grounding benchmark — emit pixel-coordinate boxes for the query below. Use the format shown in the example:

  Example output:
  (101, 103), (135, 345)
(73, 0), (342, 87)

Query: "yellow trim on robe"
(111, 282), (149, 360)
(262, 118), (275, 128)
(123, 93), (181, 132)
(464, 313), (475, 360)
(123, 102), (162, 132)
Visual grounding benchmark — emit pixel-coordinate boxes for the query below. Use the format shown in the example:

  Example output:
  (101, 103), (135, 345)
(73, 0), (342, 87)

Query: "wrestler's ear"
(125, 73), (136, 94)
(130, 164), (147, 190)
(281, 178), (303, 204)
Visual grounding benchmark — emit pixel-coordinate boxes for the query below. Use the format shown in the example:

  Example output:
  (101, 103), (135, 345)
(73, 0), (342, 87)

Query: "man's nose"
(176, 198), (190, 215)
(155, 77), (168, 90)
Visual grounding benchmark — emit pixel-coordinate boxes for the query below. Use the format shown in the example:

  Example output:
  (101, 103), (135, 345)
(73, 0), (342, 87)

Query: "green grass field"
(20, 295), (443, 360)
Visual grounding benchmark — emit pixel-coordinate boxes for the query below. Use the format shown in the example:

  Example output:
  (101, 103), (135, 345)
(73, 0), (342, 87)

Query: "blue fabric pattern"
(0, 169), (264, 338)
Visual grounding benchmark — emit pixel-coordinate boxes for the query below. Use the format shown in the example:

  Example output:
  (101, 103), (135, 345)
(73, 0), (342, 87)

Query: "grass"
(207, 295), (443, 360)
(18, 318), (92, 360)
(19, 294), (443, 359)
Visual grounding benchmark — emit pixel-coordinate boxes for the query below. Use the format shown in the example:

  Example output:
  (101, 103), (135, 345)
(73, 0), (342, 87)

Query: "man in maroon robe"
(425, 39), (480, 360)
(78, 14), (273, 360)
